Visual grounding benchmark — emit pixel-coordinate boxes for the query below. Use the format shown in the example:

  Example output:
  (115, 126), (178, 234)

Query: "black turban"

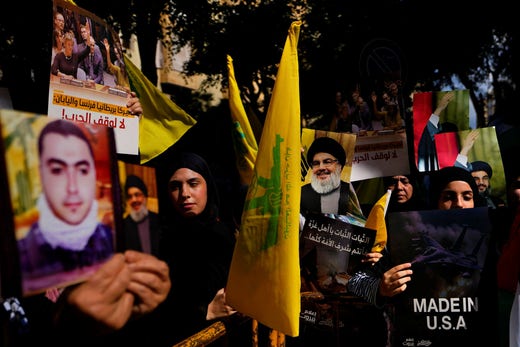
(306, 137), (346, 167)
(470, 161), (493, 179)
(125, 175), (148, 197)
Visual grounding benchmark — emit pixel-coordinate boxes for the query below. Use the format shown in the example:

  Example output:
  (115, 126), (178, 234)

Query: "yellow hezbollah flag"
(226, 21), (302, 337)
(227, 55), (258, 186)
(125, 55), (197, 164)
(365, 189), (392, 252)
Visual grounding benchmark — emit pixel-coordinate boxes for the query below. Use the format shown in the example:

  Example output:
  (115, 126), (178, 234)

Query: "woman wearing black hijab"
(383, 173), (427, 213)
(428, 165), (487, 209)
(91, 152), (240, 347)
(347, 166), (490, 346)
(156, 152), (238, 346)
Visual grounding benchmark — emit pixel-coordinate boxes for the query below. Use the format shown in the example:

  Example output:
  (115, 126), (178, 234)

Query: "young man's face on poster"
(39, 133), (97, 225)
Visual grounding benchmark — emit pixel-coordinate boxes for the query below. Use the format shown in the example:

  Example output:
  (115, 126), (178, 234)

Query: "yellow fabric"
(227, 55), (258, 186)
(124, 55), (197, 164)
(106, 58), (128, 89)
(226, 21), (302, 337)
(66, 0), (195, 164)
(365, 189), (391, 252)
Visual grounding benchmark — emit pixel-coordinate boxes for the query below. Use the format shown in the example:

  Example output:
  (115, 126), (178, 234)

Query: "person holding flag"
(348, 166), (489, 345)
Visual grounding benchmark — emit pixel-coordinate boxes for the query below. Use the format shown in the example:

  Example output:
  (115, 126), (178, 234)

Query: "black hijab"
(156, 152), (236, 345)
(383, 174), (427, 213)
(164, 152), (220, 224)
(428, 166), (486, 208)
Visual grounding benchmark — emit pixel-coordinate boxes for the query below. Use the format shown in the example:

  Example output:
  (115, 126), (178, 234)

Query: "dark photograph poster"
(299, 212), (376, 333)
(118, 162), (160, 256)
(387, 207), (491, 346)
(300, 212), (376, 296)
(0, 110), (121, 297)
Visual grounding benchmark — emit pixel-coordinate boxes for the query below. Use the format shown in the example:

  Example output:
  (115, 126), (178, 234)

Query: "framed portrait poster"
(0, 110), (122, 297)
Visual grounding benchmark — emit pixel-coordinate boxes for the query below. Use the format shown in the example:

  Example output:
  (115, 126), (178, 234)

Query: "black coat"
(122, 211), (161, 256)
(301, 181), (352, 216)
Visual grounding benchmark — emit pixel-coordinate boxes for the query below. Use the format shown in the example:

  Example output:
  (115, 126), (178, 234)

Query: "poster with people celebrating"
(48, 0), (139, 155)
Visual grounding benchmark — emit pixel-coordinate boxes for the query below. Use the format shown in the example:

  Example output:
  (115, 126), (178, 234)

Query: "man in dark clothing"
(470, 160), (506, 209)
(123, 175), (161, 256)
(300, 136), (364, 219)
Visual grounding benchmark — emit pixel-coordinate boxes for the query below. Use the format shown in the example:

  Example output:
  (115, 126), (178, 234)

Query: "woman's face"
(387, 175), (413, 203)
(168, 168), (208, 218)
(437, 181), (475, 210)
(64, 38), (74, 55)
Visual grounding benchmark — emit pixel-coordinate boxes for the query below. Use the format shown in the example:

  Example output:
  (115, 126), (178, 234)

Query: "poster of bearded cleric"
(386, 207), (492, 346)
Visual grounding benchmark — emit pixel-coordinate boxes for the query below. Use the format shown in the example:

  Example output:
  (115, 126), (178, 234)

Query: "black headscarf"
(383, 174), (427, 212)
(164, 152), (221, 223)
(157, 152), (236, 345)
(428, 166), (486, 208)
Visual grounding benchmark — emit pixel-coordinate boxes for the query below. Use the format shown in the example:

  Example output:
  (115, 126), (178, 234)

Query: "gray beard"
(310, 166), (342, 194)
(129, 206), (149, 223)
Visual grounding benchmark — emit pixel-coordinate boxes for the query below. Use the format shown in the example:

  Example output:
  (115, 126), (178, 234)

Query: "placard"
(300, 212), (376, 296)
(0, 110), (122, 296)
(48, 0), (139, 155)
(387, 208), (492, 345)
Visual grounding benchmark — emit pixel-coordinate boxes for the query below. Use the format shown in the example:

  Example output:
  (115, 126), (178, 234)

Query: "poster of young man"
(0, 110), (121, 297)
(386, 207), (492, 346)
(48, 0), (139, 155)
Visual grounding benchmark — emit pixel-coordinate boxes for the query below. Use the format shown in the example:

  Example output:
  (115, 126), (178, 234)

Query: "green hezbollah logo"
(231, 121), (250, 170)
(243, 134), (283, 250)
